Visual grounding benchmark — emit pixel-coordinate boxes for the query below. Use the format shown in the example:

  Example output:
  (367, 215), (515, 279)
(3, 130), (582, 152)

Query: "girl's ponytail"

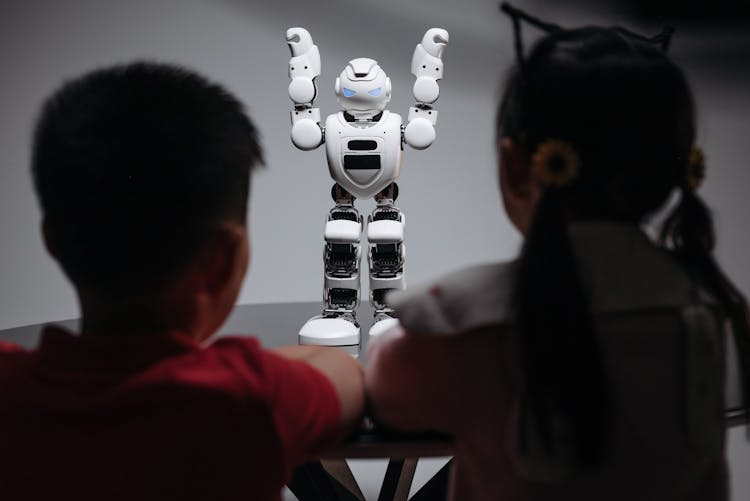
(514, 186), (610, 466)
(662, 185), (750, 417)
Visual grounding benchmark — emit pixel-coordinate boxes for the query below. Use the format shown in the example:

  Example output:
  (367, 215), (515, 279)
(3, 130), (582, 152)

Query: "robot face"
(335, 57), (391, 115)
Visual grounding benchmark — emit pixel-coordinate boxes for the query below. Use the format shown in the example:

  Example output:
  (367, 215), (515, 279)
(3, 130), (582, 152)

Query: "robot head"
(335, 58), (391, 117)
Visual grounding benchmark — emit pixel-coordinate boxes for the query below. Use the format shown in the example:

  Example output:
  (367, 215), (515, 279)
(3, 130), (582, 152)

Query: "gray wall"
(0, 0), (520, 329)
(1, 0), (748, 498)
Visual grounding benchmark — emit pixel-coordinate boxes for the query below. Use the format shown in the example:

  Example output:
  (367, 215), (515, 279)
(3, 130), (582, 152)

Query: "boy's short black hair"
(32, 61), (263, 299)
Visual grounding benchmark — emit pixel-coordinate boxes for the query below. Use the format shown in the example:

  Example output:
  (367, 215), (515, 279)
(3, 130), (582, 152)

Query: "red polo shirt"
(0, 325), (340, 501)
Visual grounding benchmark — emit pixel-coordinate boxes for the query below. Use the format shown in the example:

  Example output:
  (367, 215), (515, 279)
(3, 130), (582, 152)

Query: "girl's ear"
(499, 137), (542, 235)
(500, 137), (531, 195)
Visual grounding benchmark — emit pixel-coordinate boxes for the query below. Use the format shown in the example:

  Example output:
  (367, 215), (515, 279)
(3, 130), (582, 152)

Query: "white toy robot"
(286, 26), (449, 348)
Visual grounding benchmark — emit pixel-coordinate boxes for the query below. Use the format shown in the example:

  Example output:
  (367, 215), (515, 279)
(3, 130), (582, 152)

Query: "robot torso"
(324, 111), (403, 200)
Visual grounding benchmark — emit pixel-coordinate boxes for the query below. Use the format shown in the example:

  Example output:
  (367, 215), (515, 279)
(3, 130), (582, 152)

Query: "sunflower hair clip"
(530, 139), (581, 188)
(686, 146), (706, 191)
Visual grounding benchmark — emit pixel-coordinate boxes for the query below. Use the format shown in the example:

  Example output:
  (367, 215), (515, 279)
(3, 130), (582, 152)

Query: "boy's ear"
(41, 219), (59, 259)
(197, 223), (248, 295)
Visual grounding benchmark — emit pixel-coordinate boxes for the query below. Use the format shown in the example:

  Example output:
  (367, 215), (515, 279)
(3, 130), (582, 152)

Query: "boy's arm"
(271, 344), (364, 437)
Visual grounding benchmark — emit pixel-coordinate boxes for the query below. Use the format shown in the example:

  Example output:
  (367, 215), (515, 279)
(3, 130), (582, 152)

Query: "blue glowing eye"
(342, 88), (356, 98)
(368, 87), (382, 97)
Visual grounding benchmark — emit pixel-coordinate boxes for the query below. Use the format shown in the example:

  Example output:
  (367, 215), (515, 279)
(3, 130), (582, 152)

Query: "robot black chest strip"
(286, 27), (448, 349)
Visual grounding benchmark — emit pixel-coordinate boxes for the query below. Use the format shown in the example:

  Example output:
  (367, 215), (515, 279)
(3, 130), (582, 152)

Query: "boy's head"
(32, 62), (263, 308)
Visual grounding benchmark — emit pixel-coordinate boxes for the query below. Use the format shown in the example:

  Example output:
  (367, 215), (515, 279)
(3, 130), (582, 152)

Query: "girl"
(366, 4), (750, 500)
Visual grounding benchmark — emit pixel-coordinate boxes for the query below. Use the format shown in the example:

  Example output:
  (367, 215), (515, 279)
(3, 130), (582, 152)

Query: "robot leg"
(367, 183), (405, 337)
(299, 185), (362, 349)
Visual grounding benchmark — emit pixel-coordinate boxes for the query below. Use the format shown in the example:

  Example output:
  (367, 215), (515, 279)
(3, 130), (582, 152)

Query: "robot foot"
(299, 315), (361, 348)
(368, 314), (401, 338)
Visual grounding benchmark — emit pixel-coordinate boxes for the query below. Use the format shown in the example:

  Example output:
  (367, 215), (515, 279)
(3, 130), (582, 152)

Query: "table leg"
(288, 461), (361, 501)
(377, 458), (418, 501)
(409, 459), (452, 501)
(321, 459), (365, 500)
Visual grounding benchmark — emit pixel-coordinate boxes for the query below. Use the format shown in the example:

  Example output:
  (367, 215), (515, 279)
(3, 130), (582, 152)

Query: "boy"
(0, 62), (364, 500)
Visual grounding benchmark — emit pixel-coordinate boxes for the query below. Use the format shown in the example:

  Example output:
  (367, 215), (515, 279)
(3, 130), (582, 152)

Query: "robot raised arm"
(287, 27), (320, 104)
(286, 27), (324, 150)
(411, 28), (448, 104)
(403, 28), (449, 150)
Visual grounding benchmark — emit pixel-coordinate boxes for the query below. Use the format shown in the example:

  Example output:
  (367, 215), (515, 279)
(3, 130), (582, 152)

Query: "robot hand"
(287, 27), (323, 150)
(410, 28), (449, 104)
(404, 28), (448, 150)
(286, 27), (321, 104)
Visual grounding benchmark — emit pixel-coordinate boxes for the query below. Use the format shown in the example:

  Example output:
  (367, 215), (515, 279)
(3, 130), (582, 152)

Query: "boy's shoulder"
(168, 335), (338, 408)
(0, 340), (22, 353)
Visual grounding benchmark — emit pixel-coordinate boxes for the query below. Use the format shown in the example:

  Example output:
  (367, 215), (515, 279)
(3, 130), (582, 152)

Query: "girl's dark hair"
(498, 3), (750, 467)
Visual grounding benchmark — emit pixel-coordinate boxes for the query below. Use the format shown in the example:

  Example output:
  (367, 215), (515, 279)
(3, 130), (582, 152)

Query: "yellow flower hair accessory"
(686, 146), (706, 191)
(530, 139), (580, 188)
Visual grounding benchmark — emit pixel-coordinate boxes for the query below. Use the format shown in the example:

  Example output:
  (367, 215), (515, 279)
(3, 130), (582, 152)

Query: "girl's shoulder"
(568, 222), (715, 314)
(389, 222), (717, 336)
(387, 259), (520, 335)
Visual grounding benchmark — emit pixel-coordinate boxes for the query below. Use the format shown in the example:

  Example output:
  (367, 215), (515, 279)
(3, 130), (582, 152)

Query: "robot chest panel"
(324, 112), (403, 199)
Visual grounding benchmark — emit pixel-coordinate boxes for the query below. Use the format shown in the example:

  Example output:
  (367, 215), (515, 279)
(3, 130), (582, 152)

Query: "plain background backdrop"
(1, 0), (748, 498)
